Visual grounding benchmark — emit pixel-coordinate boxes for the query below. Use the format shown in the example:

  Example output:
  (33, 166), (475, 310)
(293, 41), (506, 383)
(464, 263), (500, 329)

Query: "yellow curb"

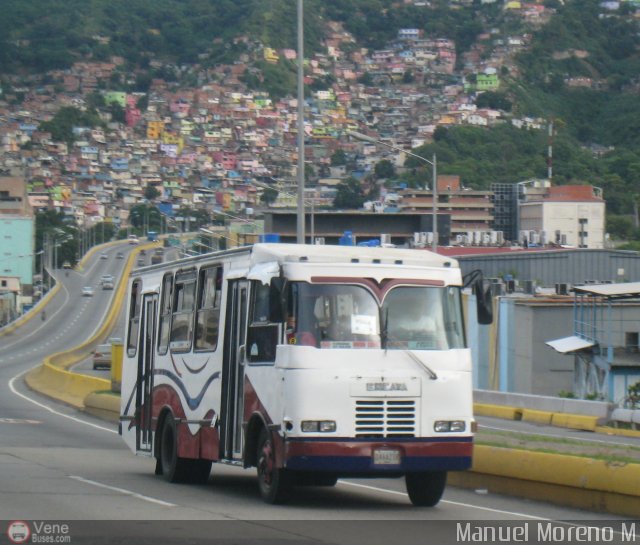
(448, 470), (640, 518)
(448, 444), (640, 517)
(551, 413), (599, 432)
(26, 362), (110, 409)
(472, 445), (640, 496)
(0, 283), (61, 338)
(521, 408), (553, 425)
(84, 392), (120, 423)
(595, 425), (640, 439)
(474, 403), (522, 420)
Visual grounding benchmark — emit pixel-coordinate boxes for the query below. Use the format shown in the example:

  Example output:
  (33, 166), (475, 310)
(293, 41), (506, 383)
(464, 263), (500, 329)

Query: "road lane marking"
(68, 476), (176, 507)
(8, 368), (118, 434)
(337, 481), (548, 520)
(0, 417), (42, 424)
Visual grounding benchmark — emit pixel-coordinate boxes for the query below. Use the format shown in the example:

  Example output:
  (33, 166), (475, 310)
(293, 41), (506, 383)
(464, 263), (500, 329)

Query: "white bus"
(120, 243), (492, 505)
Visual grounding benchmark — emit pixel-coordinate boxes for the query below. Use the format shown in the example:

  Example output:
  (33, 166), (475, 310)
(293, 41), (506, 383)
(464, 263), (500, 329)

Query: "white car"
(82, 286), (95, 297)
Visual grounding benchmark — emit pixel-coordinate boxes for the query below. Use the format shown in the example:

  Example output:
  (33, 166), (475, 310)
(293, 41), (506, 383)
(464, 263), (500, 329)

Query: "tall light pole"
(296, 0), (305, 244)
(348, 131), (438, 251)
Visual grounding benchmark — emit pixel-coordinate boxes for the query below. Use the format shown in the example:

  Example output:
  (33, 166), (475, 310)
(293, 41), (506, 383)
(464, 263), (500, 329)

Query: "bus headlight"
(434, 420), (466, 433)
(301, 420), (336, 433)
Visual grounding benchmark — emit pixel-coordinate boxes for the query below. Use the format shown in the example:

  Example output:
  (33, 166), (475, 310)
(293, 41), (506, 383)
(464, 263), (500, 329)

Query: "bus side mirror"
(269, 277), (287, 322)
(475, 278), (493, 325)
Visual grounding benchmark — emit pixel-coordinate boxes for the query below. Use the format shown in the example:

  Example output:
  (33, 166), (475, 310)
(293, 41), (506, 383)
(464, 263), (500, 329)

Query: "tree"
(333, 177), (366, 209)
(330, 149), (347, 166)
(261, 187), (279, 206)
(374, 159), (395, 179)
(144, 185), (161, 201)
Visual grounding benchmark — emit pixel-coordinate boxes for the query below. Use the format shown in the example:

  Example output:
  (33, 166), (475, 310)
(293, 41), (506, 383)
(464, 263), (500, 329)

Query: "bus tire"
(188, 459), (212, 484)
(292, 472), (338, 487)
(256, 428), (290, 504)
(405, 470), (447, 507)
(159, 413), (190, 483)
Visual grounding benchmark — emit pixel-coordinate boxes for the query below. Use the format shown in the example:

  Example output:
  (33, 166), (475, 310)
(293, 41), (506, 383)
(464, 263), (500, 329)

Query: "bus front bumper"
(284, 437), (473, 473)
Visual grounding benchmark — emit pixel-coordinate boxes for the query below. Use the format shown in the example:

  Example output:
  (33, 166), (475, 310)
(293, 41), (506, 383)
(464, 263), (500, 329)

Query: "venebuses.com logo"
(6, 521), (71, 543)
(6, 521), (30, 544)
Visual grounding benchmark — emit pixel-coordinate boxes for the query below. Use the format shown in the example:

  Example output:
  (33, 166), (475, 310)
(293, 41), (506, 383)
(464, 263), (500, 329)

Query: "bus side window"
(170, 270), (196, 352)
(194, 266), (222, 351)
(157, 273), (173, 355)
(246, 281), (278, 364)
(126, 280), (142, 357)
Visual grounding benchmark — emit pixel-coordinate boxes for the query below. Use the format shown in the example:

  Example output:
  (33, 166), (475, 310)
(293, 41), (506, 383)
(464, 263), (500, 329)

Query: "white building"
(519, 184), (605, 248)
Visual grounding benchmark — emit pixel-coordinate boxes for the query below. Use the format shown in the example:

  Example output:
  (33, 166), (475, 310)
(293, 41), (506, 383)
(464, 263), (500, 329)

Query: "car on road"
(82, 286), (94, 297)
(116, 252), (124, 259)
(62, 261), (72, 269)
(92, 343), (112, 370)
(128, 235), (139, 245)
(100, 274), (115, 290)
(100, 252), (108, 260)
(137, 257), (145, 267)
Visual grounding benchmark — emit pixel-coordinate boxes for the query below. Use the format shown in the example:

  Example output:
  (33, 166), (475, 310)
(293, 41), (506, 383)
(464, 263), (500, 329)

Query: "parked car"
(92, 343), (112, 370)
(82, 286), (94, 297)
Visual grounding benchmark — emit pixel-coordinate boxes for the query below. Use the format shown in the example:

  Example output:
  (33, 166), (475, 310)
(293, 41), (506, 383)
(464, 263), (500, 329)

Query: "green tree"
(331, 149), (347, 166)
(374, 159), (395, 179)
(144, 185), (161, 201)
(333, 177), (366, 209)
(260, 187), (279, 206)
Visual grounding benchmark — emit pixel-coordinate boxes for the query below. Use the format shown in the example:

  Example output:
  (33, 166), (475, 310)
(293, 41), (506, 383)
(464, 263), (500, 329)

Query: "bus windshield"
(287, 282), (465, 350)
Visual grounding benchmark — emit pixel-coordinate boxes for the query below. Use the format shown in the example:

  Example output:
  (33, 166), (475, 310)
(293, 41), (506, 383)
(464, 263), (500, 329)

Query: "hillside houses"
(0, 3), (576, 236)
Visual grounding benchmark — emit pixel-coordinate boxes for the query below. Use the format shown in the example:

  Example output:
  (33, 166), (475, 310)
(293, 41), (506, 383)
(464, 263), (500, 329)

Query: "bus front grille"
(355, 400), (416, 438)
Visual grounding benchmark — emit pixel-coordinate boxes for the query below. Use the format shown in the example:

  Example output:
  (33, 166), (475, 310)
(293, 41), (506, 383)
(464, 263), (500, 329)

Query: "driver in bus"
(286, 313), (317, 347)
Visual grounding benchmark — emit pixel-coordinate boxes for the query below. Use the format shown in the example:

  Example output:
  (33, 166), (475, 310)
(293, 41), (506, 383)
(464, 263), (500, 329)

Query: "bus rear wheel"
(405, 470), (447, 507)
(256, 428), (290, 504)
(159, 413), (211, 484)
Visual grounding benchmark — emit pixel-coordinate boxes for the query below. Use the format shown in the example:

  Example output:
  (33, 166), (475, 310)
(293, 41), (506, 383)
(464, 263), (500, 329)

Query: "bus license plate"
(373, 449), (401, 465)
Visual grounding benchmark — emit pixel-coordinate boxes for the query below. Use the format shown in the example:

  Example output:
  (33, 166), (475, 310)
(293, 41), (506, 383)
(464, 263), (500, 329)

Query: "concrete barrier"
(474, 389), (612, 419)
(448, 445), (640, 518)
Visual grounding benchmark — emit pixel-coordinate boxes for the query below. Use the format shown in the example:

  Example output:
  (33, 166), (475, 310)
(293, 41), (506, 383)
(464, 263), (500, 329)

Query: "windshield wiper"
(381, 306), (389, 349)
(404, 350), (438, 380)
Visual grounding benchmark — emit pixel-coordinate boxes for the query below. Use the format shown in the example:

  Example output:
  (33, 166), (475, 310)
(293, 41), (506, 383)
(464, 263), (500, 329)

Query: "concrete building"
(519, 184), (605, 249)
(262, 209), (451, 246)
(0, 176), (35, 292)
(400, 175), (493, 237)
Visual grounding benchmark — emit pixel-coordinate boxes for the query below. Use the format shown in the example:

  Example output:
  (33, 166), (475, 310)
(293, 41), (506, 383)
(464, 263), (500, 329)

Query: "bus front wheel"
(405, 470), (447, 507)
(256, 428), (290, 504)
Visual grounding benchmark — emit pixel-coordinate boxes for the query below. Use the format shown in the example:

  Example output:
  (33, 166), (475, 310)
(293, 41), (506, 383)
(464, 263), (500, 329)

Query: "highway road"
(0, 243), (634, 544)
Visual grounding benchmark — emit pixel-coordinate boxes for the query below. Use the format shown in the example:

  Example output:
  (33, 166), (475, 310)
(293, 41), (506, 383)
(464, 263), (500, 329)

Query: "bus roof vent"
(299, 256), (308, 262)
(394, 260), (403, 265)
(372, 259), (381, 264)
(444, 261), (451, 268)
(351, 258), (360, 263)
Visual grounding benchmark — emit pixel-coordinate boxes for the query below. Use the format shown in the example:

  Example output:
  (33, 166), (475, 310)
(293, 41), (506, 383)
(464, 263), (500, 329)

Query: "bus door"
(136, 294), (157, 453)
(221, 279), (249, 460)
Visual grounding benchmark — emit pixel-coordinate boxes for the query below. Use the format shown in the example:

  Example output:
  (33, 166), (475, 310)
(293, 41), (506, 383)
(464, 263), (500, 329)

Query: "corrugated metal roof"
(573, 282), (640, 297)
(546, 335), (596, 354)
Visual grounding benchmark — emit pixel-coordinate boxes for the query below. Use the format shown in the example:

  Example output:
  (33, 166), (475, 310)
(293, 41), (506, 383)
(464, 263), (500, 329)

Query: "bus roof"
(251, 243), (458, 269)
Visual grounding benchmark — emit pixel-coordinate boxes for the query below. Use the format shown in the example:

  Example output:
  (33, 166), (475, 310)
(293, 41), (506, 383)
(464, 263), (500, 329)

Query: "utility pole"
(296, 0), (305, 244)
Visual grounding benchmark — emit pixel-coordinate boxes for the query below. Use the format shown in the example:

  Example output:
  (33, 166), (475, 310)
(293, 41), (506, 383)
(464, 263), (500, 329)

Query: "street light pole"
(348, 131), (439, 251)
(296, 0), (305, 244)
